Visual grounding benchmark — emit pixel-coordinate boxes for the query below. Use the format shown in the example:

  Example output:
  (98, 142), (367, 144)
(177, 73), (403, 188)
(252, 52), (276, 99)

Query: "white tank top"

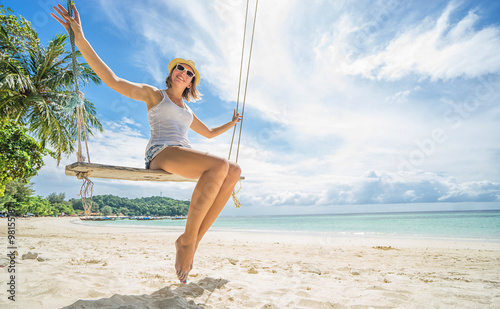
(145, 90), (193, 152)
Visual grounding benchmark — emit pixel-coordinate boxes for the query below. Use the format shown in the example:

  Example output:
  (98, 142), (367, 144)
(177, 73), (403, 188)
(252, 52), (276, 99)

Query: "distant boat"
(132, 216), (169, 220)
(127, 216), (185, 220)
(80, 216), (116, 221)
(172, 216), (187, 220)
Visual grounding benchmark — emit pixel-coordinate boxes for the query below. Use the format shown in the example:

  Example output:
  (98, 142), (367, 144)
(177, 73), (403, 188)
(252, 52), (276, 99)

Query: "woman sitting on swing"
(52, 4), (242, 283)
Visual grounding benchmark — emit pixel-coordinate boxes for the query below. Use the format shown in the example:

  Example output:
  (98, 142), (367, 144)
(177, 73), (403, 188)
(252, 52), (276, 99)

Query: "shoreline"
(72, 216), (500, 249)
(1, 217), (499, 308)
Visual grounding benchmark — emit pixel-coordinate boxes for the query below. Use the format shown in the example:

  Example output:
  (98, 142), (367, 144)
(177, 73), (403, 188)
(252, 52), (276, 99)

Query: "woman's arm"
(51, 4), (159, 107)
(191, 110), (242, 139)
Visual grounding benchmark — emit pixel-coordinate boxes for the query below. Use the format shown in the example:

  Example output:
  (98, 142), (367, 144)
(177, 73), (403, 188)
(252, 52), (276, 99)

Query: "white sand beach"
(0, 217), (499, 308)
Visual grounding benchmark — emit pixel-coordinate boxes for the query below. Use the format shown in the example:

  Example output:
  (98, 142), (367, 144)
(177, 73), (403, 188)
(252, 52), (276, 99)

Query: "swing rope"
(67, 0), (94, 216)
(228, 0), (259, 208)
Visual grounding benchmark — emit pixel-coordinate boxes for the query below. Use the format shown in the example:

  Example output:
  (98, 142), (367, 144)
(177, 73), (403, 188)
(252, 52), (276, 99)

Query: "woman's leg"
(149, 147), (241, 282)
(196, 162), (241, 244)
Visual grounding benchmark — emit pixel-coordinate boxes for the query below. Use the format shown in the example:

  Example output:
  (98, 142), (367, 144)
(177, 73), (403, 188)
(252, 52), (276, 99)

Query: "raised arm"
(51, 4), (159, 107)
(191, 109), (242, 139)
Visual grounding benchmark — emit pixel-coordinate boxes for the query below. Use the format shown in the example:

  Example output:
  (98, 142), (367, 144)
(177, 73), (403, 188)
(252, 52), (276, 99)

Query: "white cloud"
(88, 119), (147, 168)
(386, 86), (421, 104)
(334, 3), (500, 80)
(121, 117), (142, 127)
(241, 170), (500, 207)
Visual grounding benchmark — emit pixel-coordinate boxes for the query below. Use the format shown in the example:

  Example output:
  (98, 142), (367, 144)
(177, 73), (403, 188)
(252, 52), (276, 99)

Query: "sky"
(6, 0), (500, 215)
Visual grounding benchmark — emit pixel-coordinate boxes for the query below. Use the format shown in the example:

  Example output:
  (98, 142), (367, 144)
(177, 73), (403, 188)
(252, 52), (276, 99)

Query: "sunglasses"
(175, 64), (195, 79)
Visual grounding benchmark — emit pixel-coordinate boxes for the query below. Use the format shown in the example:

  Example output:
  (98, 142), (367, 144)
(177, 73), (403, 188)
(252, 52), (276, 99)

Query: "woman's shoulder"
(146, 87), (166, 110)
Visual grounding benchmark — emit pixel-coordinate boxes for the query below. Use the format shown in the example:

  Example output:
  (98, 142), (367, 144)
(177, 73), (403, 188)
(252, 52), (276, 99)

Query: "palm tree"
(1, 21), (102, 163)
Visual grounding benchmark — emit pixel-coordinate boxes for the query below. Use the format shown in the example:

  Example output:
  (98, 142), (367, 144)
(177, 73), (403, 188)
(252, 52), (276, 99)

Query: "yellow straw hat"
(168, 58), (200, 86)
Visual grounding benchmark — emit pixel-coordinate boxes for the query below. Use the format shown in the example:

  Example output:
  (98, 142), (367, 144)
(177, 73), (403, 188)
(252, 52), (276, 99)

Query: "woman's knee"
(228, 163), (241, 181)
(208, 158), (230, 179)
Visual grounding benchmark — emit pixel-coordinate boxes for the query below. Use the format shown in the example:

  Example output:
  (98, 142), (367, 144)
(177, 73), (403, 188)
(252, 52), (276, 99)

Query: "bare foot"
(175, 234), (195, 283)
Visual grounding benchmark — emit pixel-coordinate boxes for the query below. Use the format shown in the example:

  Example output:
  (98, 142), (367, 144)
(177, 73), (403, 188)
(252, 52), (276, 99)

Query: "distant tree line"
(0, 180), (190, 217)
(70, 194), (190, 217)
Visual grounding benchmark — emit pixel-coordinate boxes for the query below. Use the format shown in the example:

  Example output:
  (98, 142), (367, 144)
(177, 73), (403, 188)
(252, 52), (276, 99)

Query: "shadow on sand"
(61, 277), (229, 309)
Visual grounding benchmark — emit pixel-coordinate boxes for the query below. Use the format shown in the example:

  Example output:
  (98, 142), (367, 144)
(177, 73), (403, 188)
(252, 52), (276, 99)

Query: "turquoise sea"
(78, 210), (500, 241)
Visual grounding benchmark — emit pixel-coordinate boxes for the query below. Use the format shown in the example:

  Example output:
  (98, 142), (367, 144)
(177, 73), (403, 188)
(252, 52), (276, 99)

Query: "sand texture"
(0, 217), (499, 308)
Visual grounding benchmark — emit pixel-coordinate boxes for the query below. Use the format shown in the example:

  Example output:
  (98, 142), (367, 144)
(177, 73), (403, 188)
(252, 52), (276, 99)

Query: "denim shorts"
(144, 144), (182, 169)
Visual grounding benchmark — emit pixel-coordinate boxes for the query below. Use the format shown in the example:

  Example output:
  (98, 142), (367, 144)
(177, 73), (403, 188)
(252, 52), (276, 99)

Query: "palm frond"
(2, 32), (103, 160)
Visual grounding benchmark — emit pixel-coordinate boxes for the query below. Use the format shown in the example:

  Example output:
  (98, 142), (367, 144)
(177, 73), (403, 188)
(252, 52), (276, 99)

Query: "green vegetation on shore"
(74, 194), (190, 217)
(0, 180), (190, 217)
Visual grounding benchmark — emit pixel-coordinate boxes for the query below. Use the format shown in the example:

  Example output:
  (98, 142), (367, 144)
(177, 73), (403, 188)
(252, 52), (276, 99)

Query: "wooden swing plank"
(65, 162), (196, 182)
